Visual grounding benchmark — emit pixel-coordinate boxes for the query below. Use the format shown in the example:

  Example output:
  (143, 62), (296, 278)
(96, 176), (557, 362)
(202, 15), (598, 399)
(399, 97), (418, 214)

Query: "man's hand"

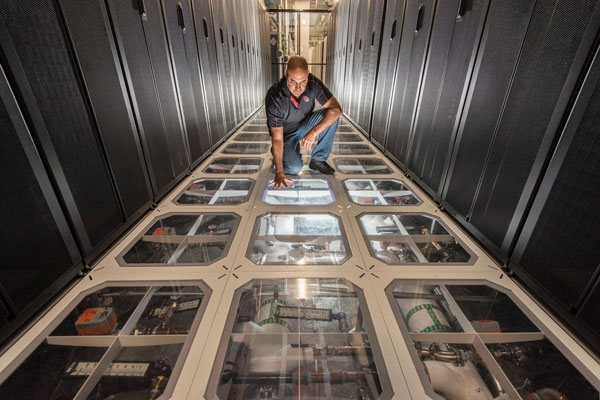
(300, 131), (318, 150)
(270, 173), (294, 189)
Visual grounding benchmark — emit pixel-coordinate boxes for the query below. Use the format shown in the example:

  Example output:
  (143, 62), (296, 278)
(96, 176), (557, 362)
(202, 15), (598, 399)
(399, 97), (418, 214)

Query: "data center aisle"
(1, 108), (599, 399)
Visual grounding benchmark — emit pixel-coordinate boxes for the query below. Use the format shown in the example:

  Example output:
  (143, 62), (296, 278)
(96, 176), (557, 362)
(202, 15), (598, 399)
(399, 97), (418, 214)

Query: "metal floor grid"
(1, 107), (599, 400)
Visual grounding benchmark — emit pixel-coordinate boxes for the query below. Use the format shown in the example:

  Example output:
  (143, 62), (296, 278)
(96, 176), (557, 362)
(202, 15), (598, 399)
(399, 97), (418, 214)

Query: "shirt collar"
(280, 77), (291, 97)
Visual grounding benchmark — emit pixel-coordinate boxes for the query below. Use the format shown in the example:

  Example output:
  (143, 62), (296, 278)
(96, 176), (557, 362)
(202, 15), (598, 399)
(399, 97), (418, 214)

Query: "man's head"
(285, 56), (309, 99)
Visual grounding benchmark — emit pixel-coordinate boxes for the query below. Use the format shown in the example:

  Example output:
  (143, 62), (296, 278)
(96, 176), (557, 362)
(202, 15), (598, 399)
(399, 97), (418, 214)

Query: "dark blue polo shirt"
(265, 73), (333, 136)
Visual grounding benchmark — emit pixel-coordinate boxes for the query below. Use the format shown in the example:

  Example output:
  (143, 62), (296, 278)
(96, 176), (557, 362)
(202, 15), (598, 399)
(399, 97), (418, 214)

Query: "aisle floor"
(1, 108), (599, 399)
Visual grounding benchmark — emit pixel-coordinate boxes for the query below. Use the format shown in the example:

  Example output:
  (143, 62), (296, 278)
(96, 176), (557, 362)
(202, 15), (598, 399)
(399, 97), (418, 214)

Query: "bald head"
(287, 56), (309, 72)
(285, 56), (309, 98)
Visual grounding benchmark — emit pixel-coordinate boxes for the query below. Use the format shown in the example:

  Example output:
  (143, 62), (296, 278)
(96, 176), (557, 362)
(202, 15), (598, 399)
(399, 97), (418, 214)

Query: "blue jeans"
(283, 109), (338, 175)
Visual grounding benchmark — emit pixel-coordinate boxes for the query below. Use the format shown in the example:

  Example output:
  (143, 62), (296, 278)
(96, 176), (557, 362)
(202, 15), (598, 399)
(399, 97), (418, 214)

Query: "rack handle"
(458, 0), (473, 17)
(202, 17), (209, 38)
(416, 4), (425, 32)
(176, 3), (185, 32)
(138, 0), (147, 18)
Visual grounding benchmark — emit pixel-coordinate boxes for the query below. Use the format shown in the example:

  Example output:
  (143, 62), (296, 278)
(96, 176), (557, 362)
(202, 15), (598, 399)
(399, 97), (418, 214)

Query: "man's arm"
(270, 126), (293, 188)
(300, 96), (343, 149)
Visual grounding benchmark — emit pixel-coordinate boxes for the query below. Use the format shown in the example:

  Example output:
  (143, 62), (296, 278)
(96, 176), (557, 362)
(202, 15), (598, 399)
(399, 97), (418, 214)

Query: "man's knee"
(284, 164), (303, 175)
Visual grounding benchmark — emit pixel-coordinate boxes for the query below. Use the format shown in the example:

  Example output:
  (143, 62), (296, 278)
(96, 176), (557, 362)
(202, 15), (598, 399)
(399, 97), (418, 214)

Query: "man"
(265, 56), (343, 188)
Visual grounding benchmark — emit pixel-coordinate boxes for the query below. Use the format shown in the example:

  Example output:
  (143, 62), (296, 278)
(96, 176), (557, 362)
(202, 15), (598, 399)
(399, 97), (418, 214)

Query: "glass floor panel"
(0, 343), (107, 399)
(132, 285), (207, 335)
(222, 143), (270, 154)
(413, 340), (506, 398)
(175, 178), (253, 205)
(0, 284), (209, 400)
(344, 179), (420, 205)
(487, 338), (599, 399)
(331, 143), (374, 155)
(334, 158), (393, 174)
(88, 343), (183, 399)
(336, 125), (357, 132)
(51, 286), (148, 336)
(121, 214), (240, 265)
(269, 157), (336, 175)
(248, 213), (350, 265)
(210, 278), (391, 399)
(358, 214), (474, 264)
(388, 280), (600, 400)
(4, 106), (599, 400)
(203, 157), (263, 174)
(242, 125), (268, 131)
(263, 178), (335, 205)
(234, 132), (271, 142)
(334, 133), (362, 142)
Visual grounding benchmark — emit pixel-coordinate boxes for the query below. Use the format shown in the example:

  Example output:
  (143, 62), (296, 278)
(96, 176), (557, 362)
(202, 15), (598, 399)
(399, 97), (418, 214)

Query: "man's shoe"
(309, 159), (335, 175)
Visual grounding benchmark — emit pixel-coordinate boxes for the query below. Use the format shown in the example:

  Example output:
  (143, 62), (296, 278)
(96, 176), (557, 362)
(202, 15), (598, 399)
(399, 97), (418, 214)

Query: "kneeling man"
(265, 56), (343, 188)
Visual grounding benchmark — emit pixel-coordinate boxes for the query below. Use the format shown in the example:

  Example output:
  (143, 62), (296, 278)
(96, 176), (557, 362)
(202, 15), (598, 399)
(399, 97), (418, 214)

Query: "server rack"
(407, 0), (490, 199)
(192, 0), (227, 143)
(0, 0), (269, 350)
(385, 0), (436, 166)
(369, 0), (407, 147)
(162, 0), (212, 166)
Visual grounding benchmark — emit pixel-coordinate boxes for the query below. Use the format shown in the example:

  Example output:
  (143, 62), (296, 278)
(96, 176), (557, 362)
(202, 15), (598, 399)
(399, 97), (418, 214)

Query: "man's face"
(286, 68), (308, 98)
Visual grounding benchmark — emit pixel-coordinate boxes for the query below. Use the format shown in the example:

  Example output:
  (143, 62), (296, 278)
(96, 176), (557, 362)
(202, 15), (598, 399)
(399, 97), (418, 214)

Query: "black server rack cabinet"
(1, 1), (133, 261)
(162, 0), (212, 167)
(211, 0), (237, 132)
(325, 5), (336, 90)
(229, 0), (244, 119)
(336, 4), (343, 92)
(325, 7), (334, 87)
(241, 1), (251, 115)
(370, 0), (407, 147)
(510, 43), (600, 354)
(406, 0), (490, 200)
(441, 0), (600, 261)
(264, 6), (272, 98)
(0, 67), (82, 344)
(56, 0), (153, 223)
(257, 5), (262, 105)
(224, 0), (242, 126)
(357, 0), (385, 134)
(244, 0), (256, 112)
(255, 1), (263, 109)
(339, 1), (351, 104)
(348, 0), (368, 123)
(259, 9), (266, 93)
(262, 5), (270, 103)
(325, 9), (334, 86)
(0, 0), (272, 348)
(247, 1), (257, 113)
(107, 0), (191, 199)
(384, 0), (436, 168)
(331, 9), (338, 87)
(192, 0), (227, 144)
(342, 0), (359, 112)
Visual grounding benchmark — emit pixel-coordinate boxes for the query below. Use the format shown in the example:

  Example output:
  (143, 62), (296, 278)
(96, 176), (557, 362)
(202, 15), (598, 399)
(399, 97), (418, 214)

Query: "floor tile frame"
(1, 107), (599, 399)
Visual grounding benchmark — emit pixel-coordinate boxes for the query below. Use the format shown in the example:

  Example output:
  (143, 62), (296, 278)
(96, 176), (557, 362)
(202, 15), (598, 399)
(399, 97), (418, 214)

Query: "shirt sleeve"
(265, 87), (284, 129)
(309, 75), (333, 105)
